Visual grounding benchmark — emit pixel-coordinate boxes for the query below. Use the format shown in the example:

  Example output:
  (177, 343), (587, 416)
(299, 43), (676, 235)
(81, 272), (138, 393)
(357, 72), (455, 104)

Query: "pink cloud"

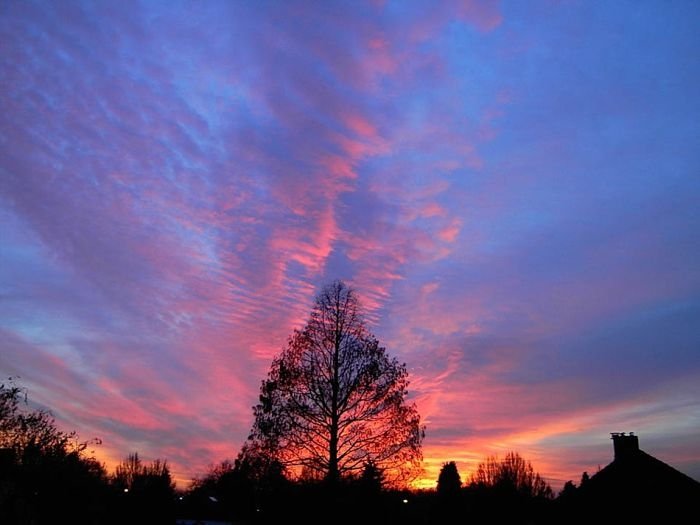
(343, 112), (381, 140)
(408, 0), (503, 43)
(438, 217), (463, 243)
(318, 154), (359, 180)
(456, 0), (503, 32)
(420, 202), (448, 218)
(364, 37), (398, 78)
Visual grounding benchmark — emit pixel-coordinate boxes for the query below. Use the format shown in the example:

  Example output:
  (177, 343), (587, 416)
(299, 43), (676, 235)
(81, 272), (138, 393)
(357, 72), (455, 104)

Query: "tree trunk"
(328, 418), (339, 484)
(328, 309), (341, 485)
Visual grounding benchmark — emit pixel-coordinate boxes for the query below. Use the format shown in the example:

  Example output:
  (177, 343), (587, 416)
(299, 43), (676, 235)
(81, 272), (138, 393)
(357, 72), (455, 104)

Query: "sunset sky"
(2, 1), (699, 489)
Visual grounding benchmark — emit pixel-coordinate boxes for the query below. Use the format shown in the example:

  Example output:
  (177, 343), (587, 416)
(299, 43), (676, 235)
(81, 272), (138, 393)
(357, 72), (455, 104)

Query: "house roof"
(564, 437), (700, 522)
(585, 447), (700, 499)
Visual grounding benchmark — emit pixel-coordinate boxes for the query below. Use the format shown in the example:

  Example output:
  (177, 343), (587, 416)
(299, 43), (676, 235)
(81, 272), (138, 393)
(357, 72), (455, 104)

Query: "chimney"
(611, 432), (639, 460)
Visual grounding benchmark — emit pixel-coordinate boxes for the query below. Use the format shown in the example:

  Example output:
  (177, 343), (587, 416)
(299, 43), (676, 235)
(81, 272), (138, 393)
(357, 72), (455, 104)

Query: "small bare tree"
(469, 451), (553, 499)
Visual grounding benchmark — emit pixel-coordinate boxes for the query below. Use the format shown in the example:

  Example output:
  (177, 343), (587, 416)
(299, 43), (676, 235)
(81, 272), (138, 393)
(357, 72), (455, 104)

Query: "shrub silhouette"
(437, 461), (462, 497)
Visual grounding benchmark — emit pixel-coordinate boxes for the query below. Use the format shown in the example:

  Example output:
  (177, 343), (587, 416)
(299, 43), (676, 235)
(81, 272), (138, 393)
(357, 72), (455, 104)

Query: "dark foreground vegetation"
(0, 377), (555, 525)
(0, 378), (175, 524)
(181, 453), (555, 525)
(3, 377), (700, 525)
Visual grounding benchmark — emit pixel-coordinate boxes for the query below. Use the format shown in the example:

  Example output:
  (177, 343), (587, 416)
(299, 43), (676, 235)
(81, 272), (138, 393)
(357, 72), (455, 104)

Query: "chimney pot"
(611, 432), (639, 460)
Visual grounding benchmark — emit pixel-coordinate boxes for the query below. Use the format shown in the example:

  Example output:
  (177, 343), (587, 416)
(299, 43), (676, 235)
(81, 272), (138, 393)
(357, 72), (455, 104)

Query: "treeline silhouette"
(4, 377), (699, 524)
(2, 377), (561, 524)
(181, 452), (557, 525)
(1, 378), (176, 524)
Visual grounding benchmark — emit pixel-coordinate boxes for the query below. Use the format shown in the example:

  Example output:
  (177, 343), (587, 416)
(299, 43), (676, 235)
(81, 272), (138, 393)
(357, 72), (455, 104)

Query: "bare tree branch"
(247, 280), (425, 487)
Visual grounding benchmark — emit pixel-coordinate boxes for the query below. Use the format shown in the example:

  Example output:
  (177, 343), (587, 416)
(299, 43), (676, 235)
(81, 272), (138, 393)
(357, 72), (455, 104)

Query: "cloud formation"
(1, 1), (699, 488)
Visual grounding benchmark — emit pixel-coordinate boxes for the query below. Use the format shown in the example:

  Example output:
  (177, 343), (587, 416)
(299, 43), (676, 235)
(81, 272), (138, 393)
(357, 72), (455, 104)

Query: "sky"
(1, 0), (699, 490)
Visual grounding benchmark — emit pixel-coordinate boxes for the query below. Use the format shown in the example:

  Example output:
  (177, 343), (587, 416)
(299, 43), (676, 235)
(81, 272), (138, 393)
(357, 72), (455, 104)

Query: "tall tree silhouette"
(248, 280), (424, 486)
(437, 461), (462, 497)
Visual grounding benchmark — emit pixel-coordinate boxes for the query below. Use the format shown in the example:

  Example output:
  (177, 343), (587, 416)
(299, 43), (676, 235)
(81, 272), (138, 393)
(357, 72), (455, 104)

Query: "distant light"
(209, 496), (219, 503)
(402, 499), (408, 504)
(124, 488), (129, 493)
(179, 496), (183, 501)
(256, 508), (261, 512)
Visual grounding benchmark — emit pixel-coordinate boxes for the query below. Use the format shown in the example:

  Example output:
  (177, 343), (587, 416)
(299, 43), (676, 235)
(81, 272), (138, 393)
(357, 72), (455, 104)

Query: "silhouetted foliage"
(185, 442), (296, 523)
(469, 451), (553, 499)
(432, 461), (464, 523)
(10, 349), (700, 525)
(559, 479), (577, 499)
(111, 452), (175, 524)
(437, 461), (462, 497)
(359, 459), (384, 494)
(189, 458), (235, 496)
(580, 470), (590, 487)
(0, 378), (109, 524)
(464, 451), (553, 524)
(112, 451), (144, 490)
(186, 459), (251, 521)
(248, 280), (424, 486)
(235, 440), (287, 487)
